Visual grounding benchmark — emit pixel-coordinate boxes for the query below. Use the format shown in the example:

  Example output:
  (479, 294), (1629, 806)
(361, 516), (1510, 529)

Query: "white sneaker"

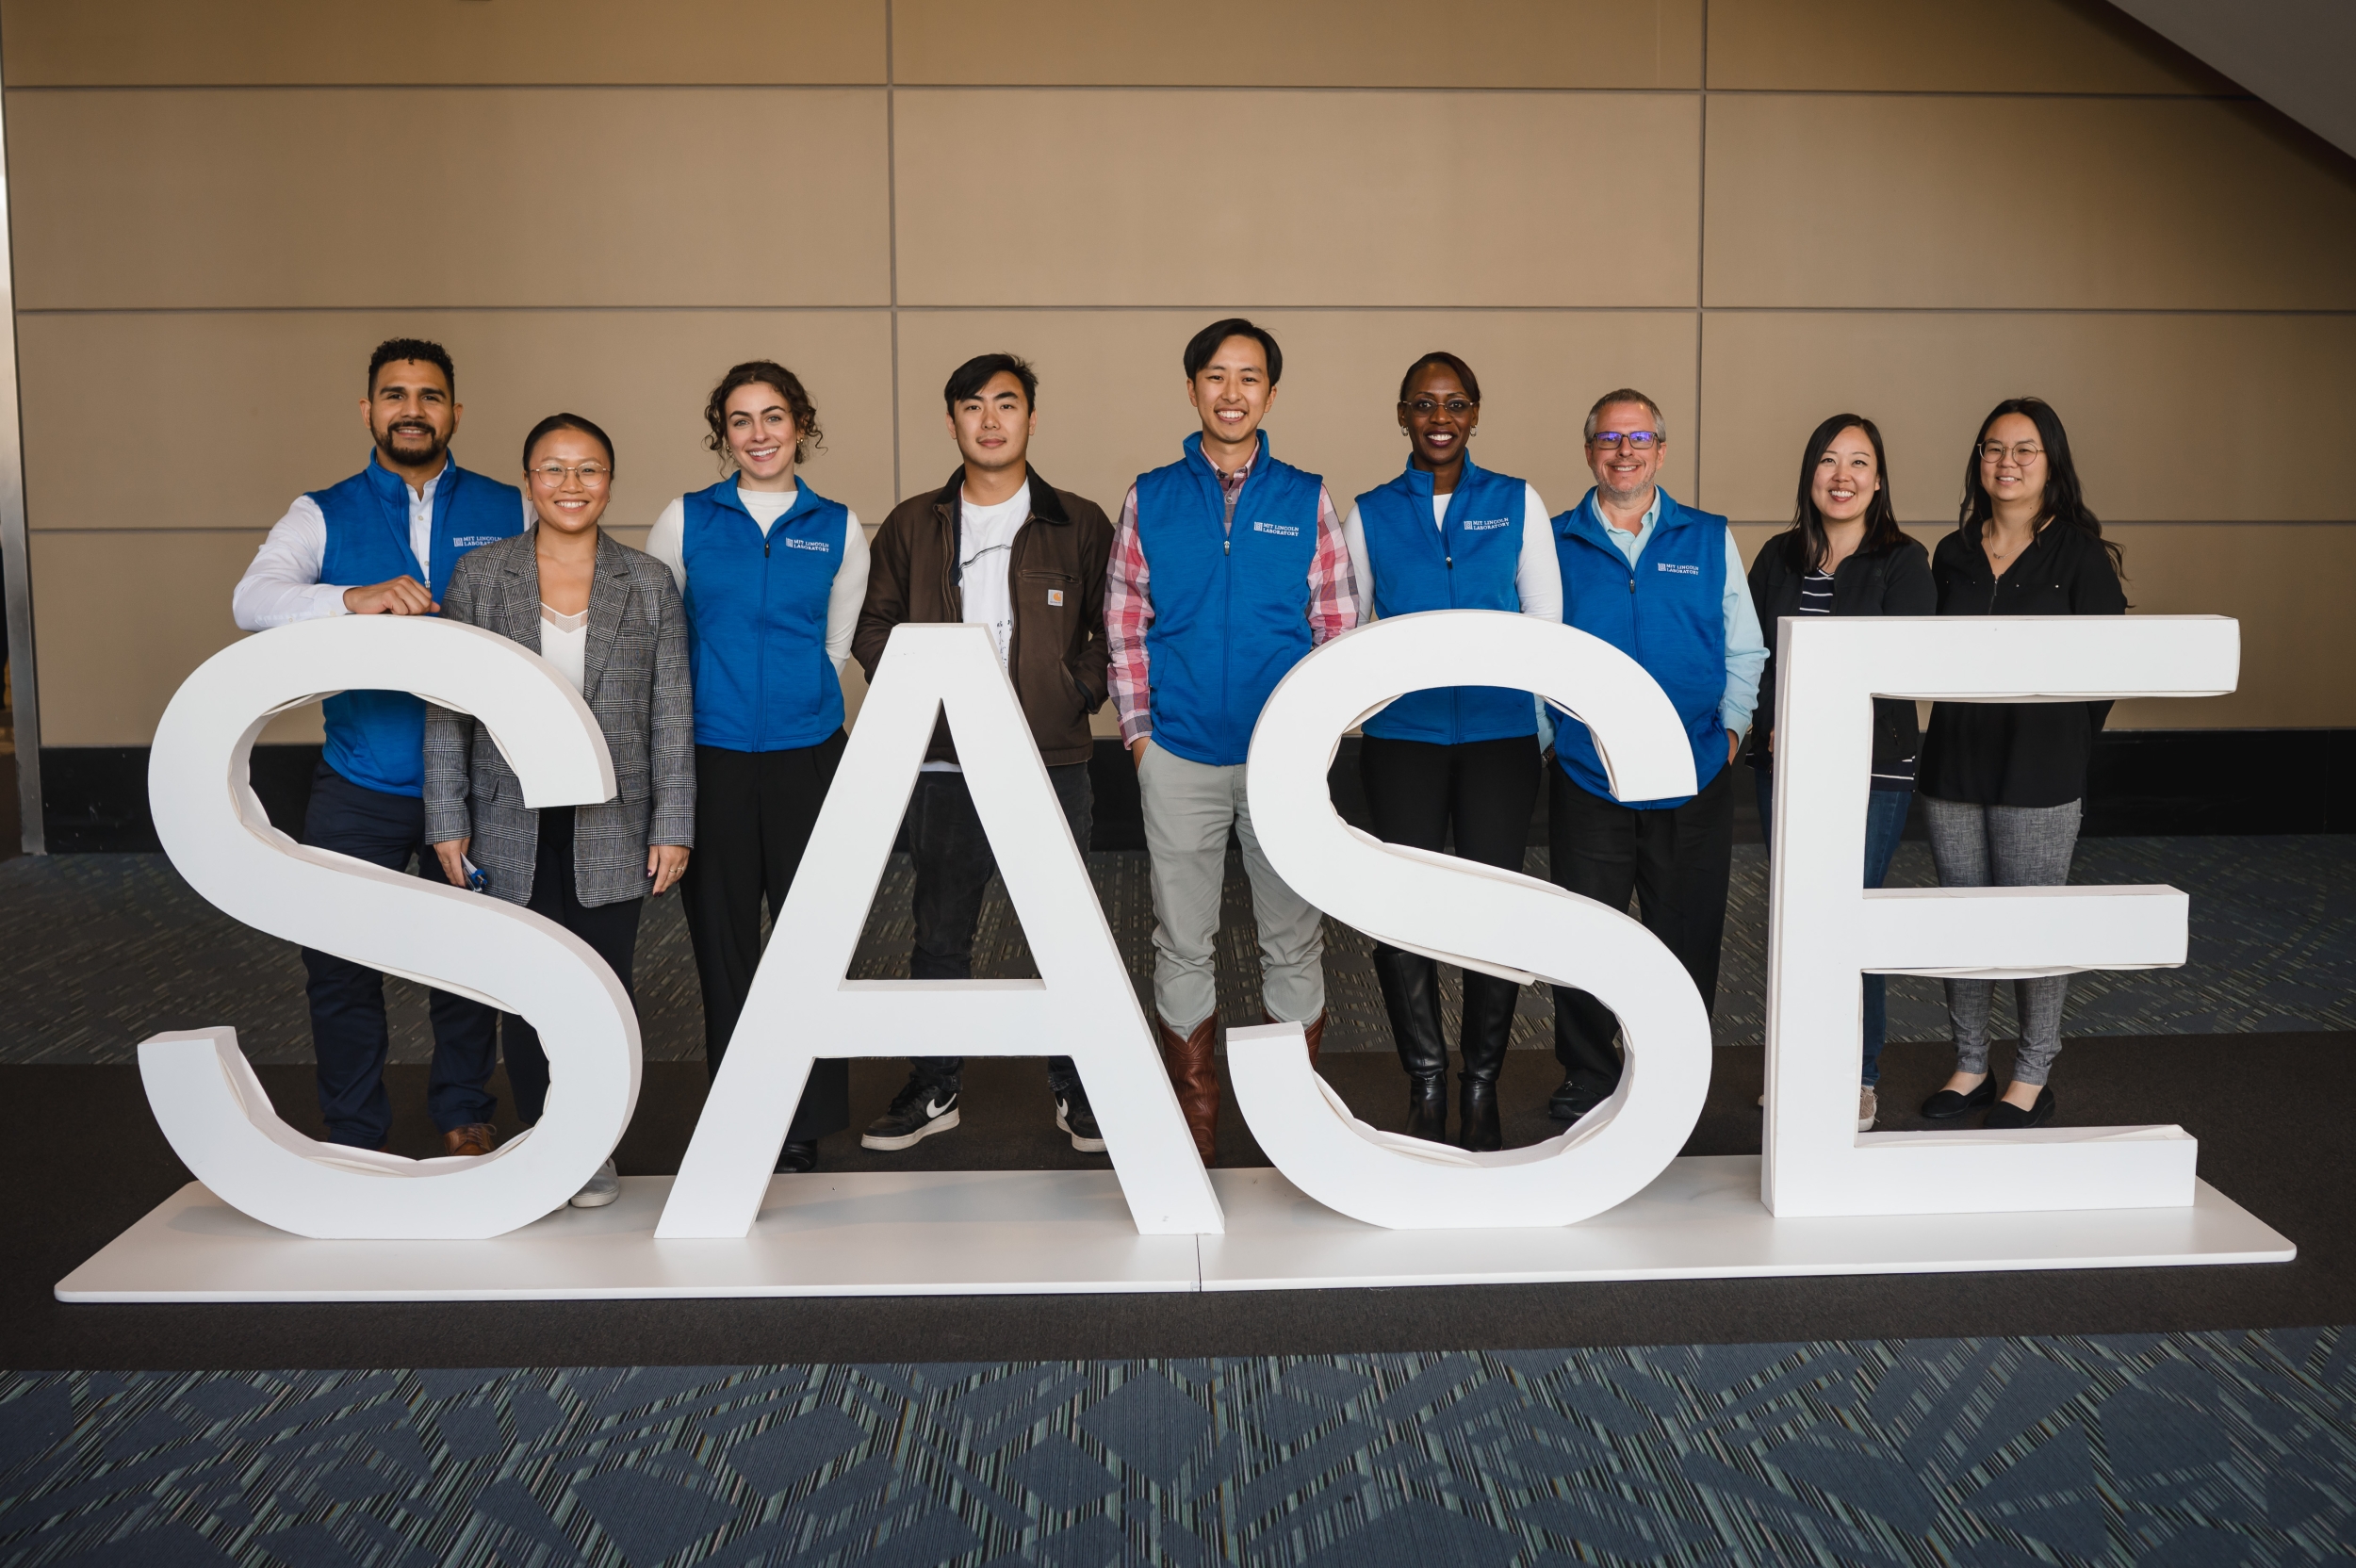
(570, 1158), (620, 1208)
(1857, 1086), (1878, 1133)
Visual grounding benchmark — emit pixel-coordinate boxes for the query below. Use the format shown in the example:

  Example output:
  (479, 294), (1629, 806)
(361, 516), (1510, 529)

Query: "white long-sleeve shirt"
(644, 485), (869, 673)
(1342, 482), (1562, 628)
(231, 463), (537, 631)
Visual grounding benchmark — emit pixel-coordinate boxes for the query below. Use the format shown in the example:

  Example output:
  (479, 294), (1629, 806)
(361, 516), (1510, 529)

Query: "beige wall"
(8, 0), (2353, 746)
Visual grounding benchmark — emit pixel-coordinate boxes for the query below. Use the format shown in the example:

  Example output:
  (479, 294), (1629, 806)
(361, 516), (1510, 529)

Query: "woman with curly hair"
(644, 360), (870, 1173)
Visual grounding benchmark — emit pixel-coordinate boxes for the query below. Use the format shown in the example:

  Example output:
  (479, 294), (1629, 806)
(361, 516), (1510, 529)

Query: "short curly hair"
(702, 360), (823, 470)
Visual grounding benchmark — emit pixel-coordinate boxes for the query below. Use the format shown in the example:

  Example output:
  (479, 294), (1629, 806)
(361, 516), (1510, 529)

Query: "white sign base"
(55, 1160), (2290, 1303)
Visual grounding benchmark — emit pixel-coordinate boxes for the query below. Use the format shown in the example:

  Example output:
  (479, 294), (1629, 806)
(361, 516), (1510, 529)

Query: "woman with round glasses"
(1744, 414), (1933, 1132)
(426, 413), (694, 1209)
(1342, 351), (1561, 1150)
(1915, 396), (2125, 1129)
(643, 360), (871, 1175)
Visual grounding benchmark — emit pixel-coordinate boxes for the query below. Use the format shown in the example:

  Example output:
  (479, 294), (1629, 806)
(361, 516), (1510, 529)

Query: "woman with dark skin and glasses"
(1915, 397), (2125, 1129)
(426, 414), (695, 1210)
(1340, 352), (1561, 1150)
(1744, 414), (1933, 1132)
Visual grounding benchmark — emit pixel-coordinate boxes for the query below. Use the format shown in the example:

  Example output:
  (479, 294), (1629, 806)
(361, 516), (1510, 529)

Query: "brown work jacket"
(853, 466), (1114, 768)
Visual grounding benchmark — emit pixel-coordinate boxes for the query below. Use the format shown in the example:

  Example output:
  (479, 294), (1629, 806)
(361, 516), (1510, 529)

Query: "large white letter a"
(656, 624), (1225, 1239)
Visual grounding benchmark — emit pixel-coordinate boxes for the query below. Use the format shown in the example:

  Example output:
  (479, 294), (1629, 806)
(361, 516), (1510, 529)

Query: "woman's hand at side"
(432, 839), (472, 887)
(648, 844), (691, 897)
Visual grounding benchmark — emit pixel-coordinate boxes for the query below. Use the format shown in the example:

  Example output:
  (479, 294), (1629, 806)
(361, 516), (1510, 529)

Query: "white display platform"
(56, 1157), (2293, 1303)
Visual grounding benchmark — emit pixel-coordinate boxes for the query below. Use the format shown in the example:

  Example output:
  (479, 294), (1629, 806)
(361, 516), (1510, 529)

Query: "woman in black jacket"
(1746, 414), (1933, 1131)
(1915, 397), (2126, 1129)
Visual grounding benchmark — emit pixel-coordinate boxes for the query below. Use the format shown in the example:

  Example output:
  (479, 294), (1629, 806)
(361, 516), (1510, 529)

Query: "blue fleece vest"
(309, 454), (522, 797)
(679, 480), (849, 752)
(1135, 433), (1322, 766)
(1550, 490), (1728, 808)
(1355, 457), (1533, 745)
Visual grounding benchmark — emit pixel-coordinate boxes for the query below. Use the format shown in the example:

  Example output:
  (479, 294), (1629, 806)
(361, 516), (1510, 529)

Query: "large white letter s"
(1232, 610), (1715, 1229)
(141, 616), (640, 1239)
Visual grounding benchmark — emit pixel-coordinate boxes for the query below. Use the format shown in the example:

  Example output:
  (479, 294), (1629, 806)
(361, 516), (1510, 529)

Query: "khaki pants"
(1137, 739), (1327, 1033)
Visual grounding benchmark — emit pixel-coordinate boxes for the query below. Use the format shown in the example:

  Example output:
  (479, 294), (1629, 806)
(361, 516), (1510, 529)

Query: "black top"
(1745, 531), (1936, 787)
(1915, 519), (2128, 808)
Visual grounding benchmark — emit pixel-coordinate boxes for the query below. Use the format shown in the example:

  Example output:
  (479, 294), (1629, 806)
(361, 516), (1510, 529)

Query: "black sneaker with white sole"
(1055, 1085), (1107, 1152)
(861, 1074), (961, 1151)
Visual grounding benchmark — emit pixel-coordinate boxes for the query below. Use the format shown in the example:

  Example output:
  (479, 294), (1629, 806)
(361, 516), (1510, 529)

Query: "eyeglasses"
(531, 462), (612, 486)
(1590, 431), (1661, 451)
(1979, 442), (2043, 465)
(1403, 398), (1477, 416)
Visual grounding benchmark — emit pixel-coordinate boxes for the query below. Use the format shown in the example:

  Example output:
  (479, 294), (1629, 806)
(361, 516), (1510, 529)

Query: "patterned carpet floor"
(5, 1331), (2354, 1567)
(1, 836), (2348, 1067)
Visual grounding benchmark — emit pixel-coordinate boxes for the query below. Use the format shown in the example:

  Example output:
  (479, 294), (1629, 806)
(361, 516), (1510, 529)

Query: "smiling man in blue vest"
(232, 338), (531, 1156)
(1545, 389), (1766, 1125)
(1105, 318), (1360, 1165)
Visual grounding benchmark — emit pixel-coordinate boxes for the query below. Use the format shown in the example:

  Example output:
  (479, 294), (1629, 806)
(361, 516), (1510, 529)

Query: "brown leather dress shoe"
(1260, 1009), (1327, 1069)
(443, 1123), (499, 1157)
(1156, 1016), (1220, 1165)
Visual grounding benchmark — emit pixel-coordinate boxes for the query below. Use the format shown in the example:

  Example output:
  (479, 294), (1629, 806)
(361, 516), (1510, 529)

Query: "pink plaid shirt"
(1105, 442), (1358, 747)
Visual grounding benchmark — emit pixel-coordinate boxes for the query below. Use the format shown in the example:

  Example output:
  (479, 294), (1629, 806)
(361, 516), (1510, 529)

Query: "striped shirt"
(1801, 564), (1918, 790)
(1105, 448), (1358, 748)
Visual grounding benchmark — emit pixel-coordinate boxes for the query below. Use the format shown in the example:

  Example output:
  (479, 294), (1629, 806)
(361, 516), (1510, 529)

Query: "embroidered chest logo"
(1252, 521), (1301, 537)
(1460, 517), (1512, 532)
(777, 538), (831, 552)
(450, 536), (503, 548)
(1656, 561), (1701, 575)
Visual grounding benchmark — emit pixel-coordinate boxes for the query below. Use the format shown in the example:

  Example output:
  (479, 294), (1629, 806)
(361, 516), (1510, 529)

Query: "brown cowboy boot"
(1156, 1015), (1220, 1165)
(1262, 1009), (1328, 1070)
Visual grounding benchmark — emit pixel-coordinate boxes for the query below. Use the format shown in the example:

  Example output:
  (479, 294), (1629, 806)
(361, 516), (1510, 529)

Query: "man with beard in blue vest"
(1105, 318), (1360, 1165)
(1544, 388), (1766, 1126)
(233, 338), (531, 1156)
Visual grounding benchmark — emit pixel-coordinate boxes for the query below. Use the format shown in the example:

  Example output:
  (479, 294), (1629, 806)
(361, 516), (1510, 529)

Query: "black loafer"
(1985, 1087), (2056, 1129)
(1919, 1078), (1997, 1119)
(1546, 1073), (1613, 1123)
(775, 1140), (818, 1174)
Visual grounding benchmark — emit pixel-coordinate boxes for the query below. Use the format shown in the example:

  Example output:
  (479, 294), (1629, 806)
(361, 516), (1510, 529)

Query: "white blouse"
(539, 603), (588, 694)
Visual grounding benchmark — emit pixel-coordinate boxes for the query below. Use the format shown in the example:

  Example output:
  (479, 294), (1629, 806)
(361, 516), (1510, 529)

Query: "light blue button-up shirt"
(1587, 490), (1767, 739)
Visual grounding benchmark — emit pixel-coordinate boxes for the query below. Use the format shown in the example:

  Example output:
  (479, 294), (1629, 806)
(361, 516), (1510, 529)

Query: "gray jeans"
(1921, 794), (2083, 1086)
(1137, 740), (1327, 1033)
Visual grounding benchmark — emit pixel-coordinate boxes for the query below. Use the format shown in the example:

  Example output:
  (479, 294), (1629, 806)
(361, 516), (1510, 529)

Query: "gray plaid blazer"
(424, 531), (695, 908)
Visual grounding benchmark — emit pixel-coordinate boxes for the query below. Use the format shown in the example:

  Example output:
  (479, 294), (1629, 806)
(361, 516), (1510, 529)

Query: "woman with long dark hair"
(1342, 351), (1561, 1150)
(1915, 397), (2125, 1128)
(426, 413), (694, 1208)
(643, 361), (871, 1173)
(1745, 414), (1933, 1131)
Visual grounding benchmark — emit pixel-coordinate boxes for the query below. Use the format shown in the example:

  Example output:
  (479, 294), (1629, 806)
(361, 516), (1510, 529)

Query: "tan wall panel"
(894, 0), (1700, 88)
(1707, 0), (2227, 93)
(9, 89), (890, 309)
(1706, 96), (2356, 310)
(0, 0), (884, 86)
(21, 310), (897, 551)
(894, 91), (1699, 307)
(1729, 522), (2354, 729)
(892, 311), (1698, 532)
(1699, 313), (2356, 524)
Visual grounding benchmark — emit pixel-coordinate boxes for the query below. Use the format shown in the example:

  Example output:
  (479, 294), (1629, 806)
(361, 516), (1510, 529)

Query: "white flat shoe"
(1857, 1086), (1878, 1133)
(570, 1158), (620, 1208)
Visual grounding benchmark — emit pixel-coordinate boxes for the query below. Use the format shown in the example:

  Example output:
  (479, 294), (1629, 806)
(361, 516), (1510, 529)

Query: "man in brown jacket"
(852, 352), (1117, 1153)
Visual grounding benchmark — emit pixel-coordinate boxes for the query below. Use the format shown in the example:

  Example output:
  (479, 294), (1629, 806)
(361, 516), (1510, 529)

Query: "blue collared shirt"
(1587, 490), (1767, 737)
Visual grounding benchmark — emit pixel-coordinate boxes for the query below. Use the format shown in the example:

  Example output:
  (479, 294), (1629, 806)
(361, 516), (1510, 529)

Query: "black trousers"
(1546, 760), (1736, 1095)
(907, 763), (1093, 1095)
(502, 806), (642, 1127)
(681, 735), (851, 1143)
(298, 762), (500, 1148)
(1359, 734), (1540, 872)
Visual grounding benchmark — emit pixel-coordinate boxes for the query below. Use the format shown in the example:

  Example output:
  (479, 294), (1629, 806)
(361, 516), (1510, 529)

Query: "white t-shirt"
(921, 481), (1032, 775)
(538, 604), (588, 694)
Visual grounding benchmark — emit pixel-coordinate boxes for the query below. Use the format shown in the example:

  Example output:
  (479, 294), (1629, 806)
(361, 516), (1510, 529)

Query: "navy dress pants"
(298, 762), (500, 1148)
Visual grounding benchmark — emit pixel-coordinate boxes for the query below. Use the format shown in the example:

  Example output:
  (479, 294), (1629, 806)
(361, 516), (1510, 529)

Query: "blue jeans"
(1755, 769), (1911, 1086)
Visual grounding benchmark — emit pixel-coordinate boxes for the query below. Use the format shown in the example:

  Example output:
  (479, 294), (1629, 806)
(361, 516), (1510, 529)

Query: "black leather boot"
(1457, 970), (1519, 1152)
(1373, 944), (1449, 1143)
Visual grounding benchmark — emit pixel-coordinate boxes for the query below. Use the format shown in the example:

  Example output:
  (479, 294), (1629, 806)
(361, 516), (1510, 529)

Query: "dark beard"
(376, 420), (448, 469)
